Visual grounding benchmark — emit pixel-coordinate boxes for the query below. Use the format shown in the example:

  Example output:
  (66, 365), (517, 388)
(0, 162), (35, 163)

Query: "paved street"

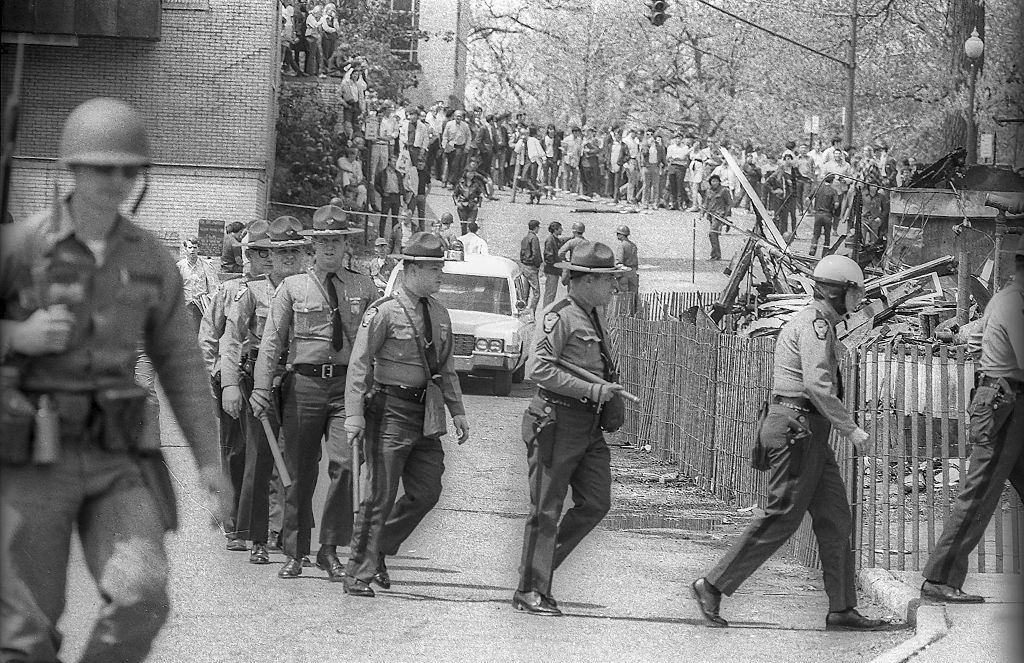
(55, 381), (907, 663)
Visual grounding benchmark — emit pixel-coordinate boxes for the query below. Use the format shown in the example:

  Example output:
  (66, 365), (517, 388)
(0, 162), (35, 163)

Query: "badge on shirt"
(812, 318), (830, 340)
(361, 307), (378, 328)
(348, 297), (363, 314)
(543, 312), (560, 334)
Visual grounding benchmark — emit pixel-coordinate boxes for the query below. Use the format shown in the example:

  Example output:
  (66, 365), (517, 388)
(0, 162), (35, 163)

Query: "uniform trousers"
(705, 408), (856, 612)
(212, 373), (246, 539)
(923, 383), (1024, 589)
(278, 372), (353, 559)
(347, 393), (445, 582)
(518, 402), (611, 597)
(236, 371), (281, 544)
(1, 436), (169, 663)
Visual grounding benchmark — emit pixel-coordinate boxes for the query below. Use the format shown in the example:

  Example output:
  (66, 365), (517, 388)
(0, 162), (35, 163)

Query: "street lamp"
(964, 27), (984, 164)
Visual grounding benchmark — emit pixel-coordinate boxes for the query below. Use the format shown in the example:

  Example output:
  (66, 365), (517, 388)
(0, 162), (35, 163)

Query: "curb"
(858, 568), (949, 663)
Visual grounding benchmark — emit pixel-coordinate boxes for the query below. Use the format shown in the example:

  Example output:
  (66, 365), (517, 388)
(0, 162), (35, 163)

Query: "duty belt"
(771, 394), (820, 414)
(376, 383), (426, 403)
(290, 363), (346, 379)
(538, 387), (599, 414)
(977, 374), (1024, 395)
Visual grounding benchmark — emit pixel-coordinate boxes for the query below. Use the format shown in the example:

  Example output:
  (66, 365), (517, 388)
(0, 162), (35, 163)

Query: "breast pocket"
(387, 323), (418, 360)
(292, 302), (332, 338)
(341, 296), (367, 333)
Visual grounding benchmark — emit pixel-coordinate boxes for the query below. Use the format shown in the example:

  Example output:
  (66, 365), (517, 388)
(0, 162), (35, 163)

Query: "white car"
(385, 253), (534, 395)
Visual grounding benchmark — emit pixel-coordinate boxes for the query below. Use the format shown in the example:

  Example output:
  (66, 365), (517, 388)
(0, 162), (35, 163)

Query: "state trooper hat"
(391, 232), (447, 262)
(302, 205), (361, 236)
(245, 220), (273, 249)
(267, 216), (310, 247)
(555, 241), (629, 273)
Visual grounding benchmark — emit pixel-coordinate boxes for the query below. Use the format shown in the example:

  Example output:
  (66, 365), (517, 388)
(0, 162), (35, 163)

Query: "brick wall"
(412, 0), (466, 107)
(0, 0), (279, 237)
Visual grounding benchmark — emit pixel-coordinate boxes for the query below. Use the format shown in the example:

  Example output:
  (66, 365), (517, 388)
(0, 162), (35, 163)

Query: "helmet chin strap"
(130, 169), (150, 216)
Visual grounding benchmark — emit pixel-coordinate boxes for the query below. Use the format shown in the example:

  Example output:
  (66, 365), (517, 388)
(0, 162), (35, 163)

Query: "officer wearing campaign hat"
(921, 234), (1024, 603)
(343, 232), (470, 597)
(197, 219), (273, 553)
(249, 204), (375, 581)
(515, 242), (628, 616)
(614, 225), (640, 314)
(220, 216), (310, 564)
(1, 97), (231, 661)
(692, 254), (890, 631)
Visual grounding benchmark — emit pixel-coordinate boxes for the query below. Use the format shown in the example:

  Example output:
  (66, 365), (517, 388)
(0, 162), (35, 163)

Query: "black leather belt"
(539, 387), (599, 414)
(772, 394), (819, 414)
(978, 374), (1024, 394)
(291, 363), (346, 379)
(376, 383), (426, 403)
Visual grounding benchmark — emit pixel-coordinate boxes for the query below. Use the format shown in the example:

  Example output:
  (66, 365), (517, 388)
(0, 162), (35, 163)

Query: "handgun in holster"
(521, 400), (557, 467)
(785, 415), (811, 478)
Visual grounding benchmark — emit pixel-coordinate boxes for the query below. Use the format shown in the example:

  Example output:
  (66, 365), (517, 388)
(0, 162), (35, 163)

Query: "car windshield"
(437, 273), (512, 316)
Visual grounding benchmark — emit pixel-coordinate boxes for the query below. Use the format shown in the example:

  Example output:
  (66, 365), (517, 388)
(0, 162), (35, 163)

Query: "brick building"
(0, 0), (279, 249)
(390, 0), (468, 108)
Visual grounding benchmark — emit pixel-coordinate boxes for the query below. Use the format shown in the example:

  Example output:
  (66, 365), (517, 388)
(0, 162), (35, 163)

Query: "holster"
(422, 379), (447, 439)
(599, 392), (625, 433)
(0, 389), (36, 466)
(134, 450), (179, 532)
(749, 401), (771, 472)
(522, 399), (557, 467)
(93, 385), (148, 452)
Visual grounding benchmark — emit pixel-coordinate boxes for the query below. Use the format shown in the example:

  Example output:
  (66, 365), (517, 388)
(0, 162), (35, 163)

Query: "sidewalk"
(859, 568), (1022, 663)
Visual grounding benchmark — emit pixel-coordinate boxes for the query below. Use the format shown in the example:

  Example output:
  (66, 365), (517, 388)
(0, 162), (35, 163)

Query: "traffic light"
(647, 0), (669, 27)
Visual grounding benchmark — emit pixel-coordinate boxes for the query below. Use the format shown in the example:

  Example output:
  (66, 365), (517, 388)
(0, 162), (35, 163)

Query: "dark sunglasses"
(87, 164), (144, 178)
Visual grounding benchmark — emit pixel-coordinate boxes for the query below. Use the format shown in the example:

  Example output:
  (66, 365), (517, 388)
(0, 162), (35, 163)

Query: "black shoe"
(373, 555), (391, 589)
(226, 538), (248, 552)
(266, 532), (281, 552)
(512, 590), (562, 616)
(300, 556), (312, 567)
(825, 608), (890, 631)
(249, 543), (270, 565)
(690, 578), (728, 627)
(343, 577), (376, 597)
(278, 556), (303, 578)
(920, 580), (985, 604)
(316, 549), (346, 582)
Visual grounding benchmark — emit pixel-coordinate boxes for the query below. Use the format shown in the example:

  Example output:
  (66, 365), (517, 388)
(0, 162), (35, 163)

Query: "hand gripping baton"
(259, 415), (292, 488)
(554, 360), (640, 402)
(351, 433), (362, 512)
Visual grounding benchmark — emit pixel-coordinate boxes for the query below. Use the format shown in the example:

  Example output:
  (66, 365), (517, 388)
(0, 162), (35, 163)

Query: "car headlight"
(488, 339), (504, 352)
(475, 339), (489, 351)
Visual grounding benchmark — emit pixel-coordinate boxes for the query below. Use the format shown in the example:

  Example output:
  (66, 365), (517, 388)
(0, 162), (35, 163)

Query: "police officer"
(221, 216), (309, 564)
(515, 241), (627, 616)
(691, 255), (888, 631)
(613, 225), (640, 314)
(920, 236), (1024, 603)
(343, 232), (470, 597)
(197, 219), (268, 552)
(0, 97), (230, 662)
(249, 205), (376, 580)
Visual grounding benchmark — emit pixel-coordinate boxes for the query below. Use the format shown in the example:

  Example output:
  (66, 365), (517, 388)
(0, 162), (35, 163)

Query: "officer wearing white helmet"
(692, 254), (891, 631)
(0, 98), (231, 661)
(614, 225), (640, 313)
(921, 234), (1024, 603)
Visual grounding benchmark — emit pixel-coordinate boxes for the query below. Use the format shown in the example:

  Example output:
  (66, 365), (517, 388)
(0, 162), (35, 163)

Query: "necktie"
(419, 297), (438, 370)
(590, 310), (616, 381)
(325, 272), (343, 351)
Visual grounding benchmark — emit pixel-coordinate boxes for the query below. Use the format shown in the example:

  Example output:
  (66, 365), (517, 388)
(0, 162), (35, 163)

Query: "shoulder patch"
(812, 317), (830, 341)
(543, 311), (561, 334)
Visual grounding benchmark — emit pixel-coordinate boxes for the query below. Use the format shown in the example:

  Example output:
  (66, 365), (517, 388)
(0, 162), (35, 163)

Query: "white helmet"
(812, 255), (864, 289)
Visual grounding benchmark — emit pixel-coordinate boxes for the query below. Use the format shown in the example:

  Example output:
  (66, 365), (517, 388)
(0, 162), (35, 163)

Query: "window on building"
(389, 0), (420, 68)
(1, 0), (162, 39)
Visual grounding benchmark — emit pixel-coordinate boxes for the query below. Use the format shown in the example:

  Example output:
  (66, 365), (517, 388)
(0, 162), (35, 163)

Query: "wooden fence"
(607, 312), (1024, 573)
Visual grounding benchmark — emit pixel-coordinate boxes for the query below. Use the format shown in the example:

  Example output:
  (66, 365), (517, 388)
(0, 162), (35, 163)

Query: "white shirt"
(458, 232), (488, 255)
(426, 110), (446, 138)
(666, 143), (690, 165)
(526, 136), (545, 164)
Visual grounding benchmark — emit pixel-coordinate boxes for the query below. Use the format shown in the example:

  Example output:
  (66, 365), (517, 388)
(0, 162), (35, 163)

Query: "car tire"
(493, 370), (513, 396)
(512, 363), (526, 383)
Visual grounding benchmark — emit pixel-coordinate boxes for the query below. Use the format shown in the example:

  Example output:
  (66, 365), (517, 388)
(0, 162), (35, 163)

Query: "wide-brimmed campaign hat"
(555, 241), (630, 273)
(390, 231), (447, 262)
(267, 216), (311, 247)
(245, 220), (273, 249)
(301, 205), (362, 236)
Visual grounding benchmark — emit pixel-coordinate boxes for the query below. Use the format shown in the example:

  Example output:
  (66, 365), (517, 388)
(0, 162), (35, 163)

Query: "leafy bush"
(272, 86), (345, 208)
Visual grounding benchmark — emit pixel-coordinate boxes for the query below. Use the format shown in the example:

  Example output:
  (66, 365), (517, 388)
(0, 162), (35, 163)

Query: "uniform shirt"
(0, 199), (219, 469)
(197, 274), (249, 378)
(345, 287), (465, 418)
(529, 296), (611, 402)
(221, 275), (281, 389)
(975, 277), (1024, 382)
(615, 238), (639, 270)
(557, 235), (587, 261)
(253, 267), (376, 391)
(771, 299), (857, 435)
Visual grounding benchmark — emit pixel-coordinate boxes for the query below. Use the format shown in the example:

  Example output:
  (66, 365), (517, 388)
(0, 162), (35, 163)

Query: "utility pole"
(845, 0), (857, 148)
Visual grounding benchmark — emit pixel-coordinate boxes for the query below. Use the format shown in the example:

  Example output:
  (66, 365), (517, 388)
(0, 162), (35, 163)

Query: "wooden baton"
(259, 415), (292, 488)
(351, 433), (361, 511)
(554, 360), (640, 402)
